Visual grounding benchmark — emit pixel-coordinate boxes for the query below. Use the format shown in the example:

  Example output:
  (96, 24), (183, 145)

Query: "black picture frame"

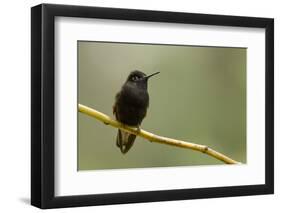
(31, 3), (274, 209)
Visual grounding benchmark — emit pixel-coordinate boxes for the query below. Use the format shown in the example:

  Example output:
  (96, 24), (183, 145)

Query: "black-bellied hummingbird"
(113, 70), (160, 154)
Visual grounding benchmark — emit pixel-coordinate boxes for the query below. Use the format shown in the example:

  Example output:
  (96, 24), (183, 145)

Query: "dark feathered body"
(113, 70), (159, 154)
(115, 82), (149, 126)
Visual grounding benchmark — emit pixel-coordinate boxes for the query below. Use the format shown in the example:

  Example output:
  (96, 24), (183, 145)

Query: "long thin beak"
(145, 71), (160, 80)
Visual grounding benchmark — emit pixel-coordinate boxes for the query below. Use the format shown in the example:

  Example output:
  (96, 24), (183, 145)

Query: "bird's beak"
(145, 72), (160, 80)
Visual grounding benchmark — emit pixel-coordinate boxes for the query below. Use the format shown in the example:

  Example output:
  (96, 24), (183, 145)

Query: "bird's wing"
(113, 104), (116, 116)
(113, 92), (120, 116)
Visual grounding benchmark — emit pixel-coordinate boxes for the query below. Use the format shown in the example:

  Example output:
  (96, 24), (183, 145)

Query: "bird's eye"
(132, 76), (139, 81)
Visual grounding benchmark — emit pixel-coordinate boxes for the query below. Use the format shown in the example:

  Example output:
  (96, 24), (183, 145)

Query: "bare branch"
(78, 104), (240, 164)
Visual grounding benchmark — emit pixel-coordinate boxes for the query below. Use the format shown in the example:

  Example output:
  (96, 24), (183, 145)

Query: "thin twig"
(78, 104), (240, 164)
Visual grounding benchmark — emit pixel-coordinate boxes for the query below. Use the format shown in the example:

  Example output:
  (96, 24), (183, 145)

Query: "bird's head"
(126, 70), (160, 90)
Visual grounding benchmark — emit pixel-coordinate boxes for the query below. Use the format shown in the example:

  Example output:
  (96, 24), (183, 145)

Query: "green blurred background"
(78, 41), (246, 170)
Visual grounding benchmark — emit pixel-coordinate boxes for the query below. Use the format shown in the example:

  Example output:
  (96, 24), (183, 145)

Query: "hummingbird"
(113, 70), (160, 154)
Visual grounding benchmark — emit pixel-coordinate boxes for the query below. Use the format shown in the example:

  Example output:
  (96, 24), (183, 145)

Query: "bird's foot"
(135, 126), (141, 135)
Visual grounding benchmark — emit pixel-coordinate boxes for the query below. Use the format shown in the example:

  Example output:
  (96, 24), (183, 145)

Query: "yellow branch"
(78, 104), (240, 164)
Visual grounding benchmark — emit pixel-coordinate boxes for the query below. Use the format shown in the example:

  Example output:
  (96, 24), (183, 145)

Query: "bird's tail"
(116, 130), (136, 154)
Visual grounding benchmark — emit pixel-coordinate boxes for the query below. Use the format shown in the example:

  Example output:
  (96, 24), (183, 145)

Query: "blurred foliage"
(78, 41), (246, 170)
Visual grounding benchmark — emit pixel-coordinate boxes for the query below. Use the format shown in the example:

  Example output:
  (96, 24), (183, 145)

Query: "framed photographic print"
(31, 3), (274, 209)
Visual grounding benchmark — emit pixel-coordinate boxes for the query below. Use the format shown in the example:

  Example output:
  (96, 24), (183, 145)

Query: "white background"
(0, 0), (279, 212)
